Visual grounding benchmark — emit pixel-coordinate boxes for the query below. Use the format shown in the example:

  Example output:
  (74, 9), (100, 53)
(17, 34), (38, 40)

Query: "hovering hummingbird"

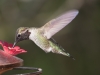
(13, 10), (79, 60)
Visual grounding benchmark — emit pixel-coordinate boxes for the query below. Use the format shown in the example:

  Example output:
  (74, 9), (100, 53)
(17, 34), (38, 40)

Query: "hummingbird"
(13, 10), (79, 60)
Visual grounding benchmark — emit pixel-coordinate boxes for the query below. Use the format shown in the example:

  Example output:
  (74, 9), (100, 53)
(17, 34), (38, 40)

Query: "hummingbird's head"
(13, 27), (31, 47)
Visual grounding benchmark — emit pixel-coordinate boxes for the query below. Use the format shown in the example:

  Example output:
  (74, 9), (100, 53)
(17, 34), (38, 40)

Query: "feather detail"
(41, 10), (79, 39)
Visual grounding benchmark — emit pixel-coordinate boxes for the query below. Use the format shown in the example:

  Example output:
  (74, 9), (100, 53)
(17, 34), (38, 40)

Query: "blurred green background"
(1, 0), (100, 75)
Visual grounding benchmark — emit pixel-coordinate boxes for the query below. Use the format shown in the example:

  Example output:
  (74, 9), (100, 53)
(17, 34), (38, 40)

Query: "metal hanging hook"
(12, 67), (42, 75)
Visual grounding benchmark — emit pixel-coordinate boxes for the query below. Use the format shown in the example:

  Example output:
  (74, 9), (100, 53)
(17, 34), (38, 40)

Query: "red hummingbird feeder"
(0, 40), (42, 75)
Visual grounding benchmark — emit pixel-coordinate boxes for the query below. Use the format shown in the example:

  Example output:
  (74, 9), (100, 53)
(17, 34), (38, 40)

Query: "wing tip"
(70, 9), (79, 15)
(61, 9), (79, 18)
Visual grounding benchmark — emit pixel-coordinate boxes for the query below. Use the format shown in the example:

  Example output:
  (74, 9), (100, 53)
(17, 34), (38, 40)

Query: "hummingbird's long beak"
(13, 41), (17, 48)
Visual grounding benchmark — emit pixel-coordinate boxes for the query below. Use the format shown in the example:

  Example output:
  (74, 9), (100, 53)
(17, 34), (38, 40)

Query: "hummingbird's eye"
(17, 34), (21, 38)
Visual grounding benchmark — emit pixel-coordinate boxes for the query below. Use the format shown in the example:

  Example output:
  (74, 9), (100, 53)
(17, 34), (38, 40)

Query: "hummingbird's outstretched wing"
(41, 10), (79, 39)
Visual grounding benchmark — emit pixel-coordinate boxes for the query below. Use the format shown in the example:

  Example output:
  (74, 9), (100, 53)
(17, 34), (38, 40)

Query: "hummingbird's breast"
(29, 29), (50, 52)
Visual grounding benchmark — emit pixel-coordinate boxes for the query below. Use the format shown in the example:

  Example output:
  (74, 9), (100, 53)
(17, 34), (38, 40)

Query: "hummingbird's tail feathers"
(59, 51), (75, 60)
(51, 48), (75, 60)
(49, 38), (75, 60)
(49, 40), (75, 60)
(70, 55), (75, 60)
